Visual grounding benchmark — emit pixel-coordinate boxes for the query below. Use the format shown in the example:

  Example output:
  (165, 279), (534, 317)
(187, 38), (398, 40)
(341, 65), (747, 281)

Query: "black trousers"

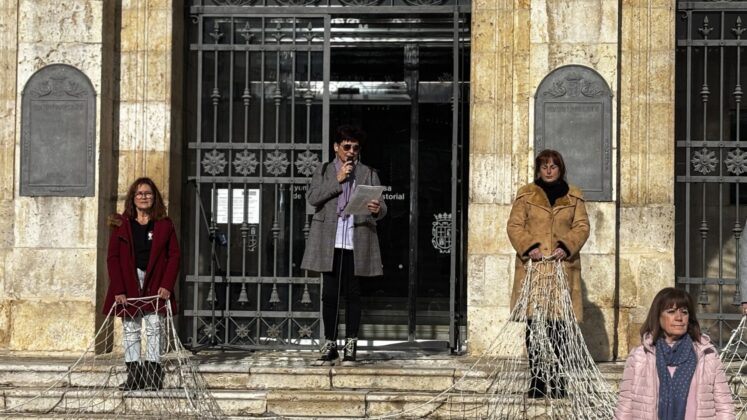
(525, 319), (566, 397)
(322, 249), (361, 340)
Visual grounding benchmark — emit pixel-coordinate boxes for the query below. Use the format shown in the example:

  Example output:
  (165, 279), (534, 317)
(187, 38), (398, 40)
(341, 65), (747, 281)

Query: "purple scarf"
(334, 158), (354, 217)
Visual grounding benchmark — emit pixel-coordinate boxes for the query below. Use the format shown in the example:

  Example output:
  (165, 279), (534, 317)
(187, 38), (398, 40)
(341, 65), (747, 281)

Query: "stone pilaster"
(0, 0), (19, 348)
(468, 0), (532, 355)
(117, 0), (180, 210)
(617, 0), (675, 357)
(3, 0), (105, 353)
(468, 0), (622, 360)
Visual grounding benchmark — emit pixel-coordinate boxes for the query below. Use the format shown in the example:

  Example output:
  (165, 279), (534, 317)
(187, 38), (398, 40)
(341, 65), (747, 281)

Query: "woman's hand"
(528, 248), (543, 261)
(367, 199), (381, 216)
(114, 294), (127, 304)
(552, 248), (568, 261)
(158, 287), (171, 300)
(336, 160), (355, 183)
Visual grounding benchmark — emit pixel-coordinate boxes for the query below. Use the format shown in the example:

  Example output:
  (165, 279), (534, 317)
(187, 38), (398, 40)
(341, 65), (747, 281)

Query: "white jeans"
(122, 269), (163, 363)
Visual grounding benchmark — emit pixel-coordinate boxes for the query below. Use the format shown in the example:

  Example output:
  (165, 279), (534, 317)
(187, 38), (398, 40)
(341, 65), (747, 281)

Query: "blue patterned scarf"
(655, 334), (697, 420)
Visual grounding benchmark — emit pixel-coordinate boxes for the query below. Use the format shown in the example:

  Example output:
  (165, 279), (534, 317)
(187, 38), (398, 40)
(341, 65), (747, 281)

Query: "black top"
(534, 178), (569, 207)
(130, 219), (154, 270)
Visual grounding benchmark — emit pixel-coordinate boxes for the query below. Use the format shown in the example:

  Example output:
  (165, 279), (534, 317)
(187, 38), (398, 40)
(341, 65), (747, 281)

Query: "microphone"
(346, 156), (355, 178)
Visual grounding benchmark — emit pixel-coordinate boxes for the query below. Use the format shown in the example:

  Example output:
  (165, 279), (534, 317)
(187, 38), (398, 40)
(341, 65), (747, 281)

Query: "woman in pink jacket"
(615, 287), (734, 420)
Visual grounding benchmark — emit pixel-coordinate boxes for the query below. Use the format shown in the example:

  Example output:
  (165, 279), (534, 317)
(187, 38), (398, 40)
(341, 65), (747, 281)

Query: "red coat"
(103, 214), (181, 317)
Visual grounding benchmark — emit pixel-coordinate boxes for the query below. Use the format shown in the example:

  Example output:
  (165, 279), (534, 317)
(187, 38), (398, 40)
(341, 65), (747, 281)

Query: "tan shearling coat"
(506, 182), (589, 321)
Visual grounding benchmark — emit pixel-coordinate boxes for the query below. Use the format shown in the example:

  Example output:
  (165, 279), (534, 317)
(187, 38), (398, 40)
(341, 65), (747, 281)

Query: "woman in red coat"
(104, 177), (181, 391)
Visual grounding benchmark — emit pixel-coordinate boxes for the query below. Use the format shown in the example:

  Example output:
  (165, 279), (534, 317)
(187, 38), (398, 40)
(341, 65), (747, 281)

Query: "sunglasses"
(340, 144), (360, 152)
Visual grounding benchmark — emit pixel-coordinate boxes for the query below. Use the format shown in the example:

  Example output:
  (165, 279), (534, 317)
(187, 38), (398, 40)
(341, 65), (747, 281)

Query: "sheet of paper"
(343, 185), (386, 216)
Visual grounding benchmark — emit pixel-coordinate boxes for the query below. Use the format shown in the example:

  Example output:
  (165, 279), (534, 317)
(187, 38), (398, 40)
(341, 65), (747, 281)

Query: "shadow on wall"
(580, 278), (611, 362)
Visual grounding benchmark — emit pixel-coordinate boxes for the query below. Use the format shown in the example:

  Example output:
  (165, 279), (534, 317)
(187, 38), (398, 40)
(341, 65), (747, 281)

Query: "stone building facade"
(0, 0), (677, 360)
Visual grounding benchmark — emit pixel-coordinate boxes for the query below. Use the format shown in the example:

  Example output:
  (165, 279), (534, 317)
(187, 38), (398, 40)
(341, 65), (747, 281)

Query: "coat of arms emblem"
(431, 213), (452, 254)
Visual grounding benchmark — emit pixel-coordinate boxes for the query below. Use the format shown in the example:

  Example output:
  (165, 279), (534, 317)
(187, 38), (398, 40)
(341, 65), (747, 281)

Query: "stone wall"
(0, 0), (674, 357)
(0, 0), (19, 349)
(617, 0), (675, 357)
(1, 0), (105, 353)
(467, 0), (675, 360)
(0, 0), (180, 354)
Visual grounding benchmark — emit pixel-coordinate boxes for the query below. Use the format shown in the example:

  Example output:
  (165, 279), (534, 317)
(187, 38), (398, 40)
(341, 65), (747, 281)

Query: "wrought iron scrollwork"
(274, 0), (320, 6)
(202, 150), (228, 175)
(691, 147), (717, 175)
(726, 148), (747, 175)
(403, 0), (446, 6)
(233, 150), (259, 175)
(338, 0), (383, 6)
(294, 150), (320, 176)
(212, 0), (257, 5)
(264, 150), (291, 176)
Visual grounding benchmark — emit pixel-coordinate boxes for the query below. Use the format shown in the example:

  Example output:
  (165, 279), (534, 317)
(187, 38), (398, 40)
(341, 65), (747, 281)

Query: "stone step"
(0, 353), (626, 392)
(0, 353), (627, 418)
(0, 386), (609, 419)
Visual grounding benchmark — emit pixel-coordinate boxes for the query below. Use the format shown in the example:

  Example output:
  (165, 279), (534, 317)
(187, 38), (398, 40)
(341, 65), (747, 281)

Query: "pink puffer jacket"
(614, 334), (735, 419)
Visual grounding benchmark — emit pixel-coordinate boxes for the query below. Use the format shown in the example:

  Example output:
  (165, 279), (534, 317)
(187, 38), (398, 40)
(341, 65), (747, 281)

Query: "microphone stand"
(186, 180), (238, 354)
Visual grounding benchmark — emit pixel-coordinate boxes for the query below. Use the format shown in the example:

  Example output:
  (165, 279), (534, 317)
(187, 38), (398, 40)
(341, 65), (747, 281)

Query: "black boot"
(319, 340), (339, 362)
(118, 362), (142, 391)
(528, 376), (547, 399)
(342, 338), (357, 364)
(142, 361), (163, 391)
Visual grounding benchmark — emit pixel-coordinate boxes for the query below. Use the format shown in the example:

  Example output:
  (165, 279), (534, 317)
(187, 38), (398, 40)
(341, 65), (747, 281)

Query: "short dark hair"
(534, 149), (567, 181)
(123, 177), (168, 221)
(640, 287), (702, 343)
(335, 125), (366, 146)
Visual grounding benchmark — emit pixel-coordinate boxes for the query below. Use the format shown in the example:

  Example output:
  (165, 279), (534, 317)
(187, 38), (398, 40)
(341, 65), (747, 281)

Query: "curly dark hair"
(640, 287), (702, 343)
(122, 177), (168, 221)
(334, 125), (366, 146)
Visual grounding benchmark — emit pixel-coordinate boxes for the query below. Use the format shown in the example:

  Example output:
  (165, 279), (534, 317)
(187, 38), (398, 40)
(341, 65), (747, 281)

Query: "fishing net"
(0, 296), (224, 419)
(719, 315), (747, 418)
(370, 259), (617, 419)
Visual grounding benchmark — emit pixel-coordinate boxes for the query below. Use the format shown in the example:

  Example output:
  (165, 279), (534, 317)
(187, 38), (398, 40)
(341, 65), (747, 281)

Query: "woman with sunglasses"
(103, 177), (181, 390)
(301, 125), (387, 364)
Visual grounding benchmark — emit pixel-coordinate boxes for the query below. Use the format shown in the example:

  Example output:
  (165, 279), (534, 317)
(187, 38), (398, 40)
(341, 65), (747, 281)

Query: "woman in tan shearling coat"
(507, 153), (589, 322)
(506, 149), (589, 398)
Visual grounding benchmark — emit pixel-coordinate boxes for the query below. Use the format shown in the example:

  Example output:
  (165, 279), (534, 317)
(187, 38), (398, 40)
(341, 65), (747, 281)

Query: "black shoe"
(118, 362), (142, 391)
(142, 361), (163, 391)
(319, 340), (338, 362)
(342, 338), (357, 363)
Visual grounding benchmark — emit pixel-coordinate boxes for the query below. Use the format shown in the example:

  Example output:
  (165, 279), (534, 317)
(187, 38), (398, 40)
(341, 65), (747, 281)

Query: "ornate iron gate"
(676, 1), (747, 347)
(183, 0), (469, 350)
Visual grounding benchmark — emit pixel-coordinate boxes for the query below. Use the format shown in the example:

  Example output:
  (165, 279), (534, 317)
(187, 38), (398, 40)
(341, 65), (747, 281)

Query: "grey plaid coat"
(300, 160), (387, 277)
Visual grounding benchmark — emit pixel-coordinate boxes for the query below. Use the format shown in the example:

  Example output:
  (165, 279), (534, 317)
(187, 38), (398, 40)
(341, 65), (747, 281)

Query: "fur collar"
(516, 182), (584, 209)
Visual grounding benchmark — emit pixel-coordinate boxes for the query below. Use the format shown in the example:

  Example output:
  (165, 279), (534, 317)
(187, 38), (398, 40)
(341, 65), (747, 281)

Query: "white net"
(0, 296), (224, 419)
(476, 259), (617, 419)
(368, 259), (617, 419)
(719, 315), (747, 418)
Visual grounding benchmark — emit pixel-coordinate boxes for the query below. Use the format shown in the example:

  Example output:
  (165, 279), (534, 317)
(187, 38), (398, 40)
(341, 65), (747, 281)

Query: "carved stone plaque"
(534, 65), (612, 201)
(21, 64), (96, 196)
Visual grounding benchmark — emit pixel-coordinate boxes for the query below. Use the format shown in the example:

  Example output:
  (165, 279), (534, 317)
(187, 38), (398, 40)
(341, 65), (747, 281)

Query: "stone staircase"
(0, 350), (625, 419)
